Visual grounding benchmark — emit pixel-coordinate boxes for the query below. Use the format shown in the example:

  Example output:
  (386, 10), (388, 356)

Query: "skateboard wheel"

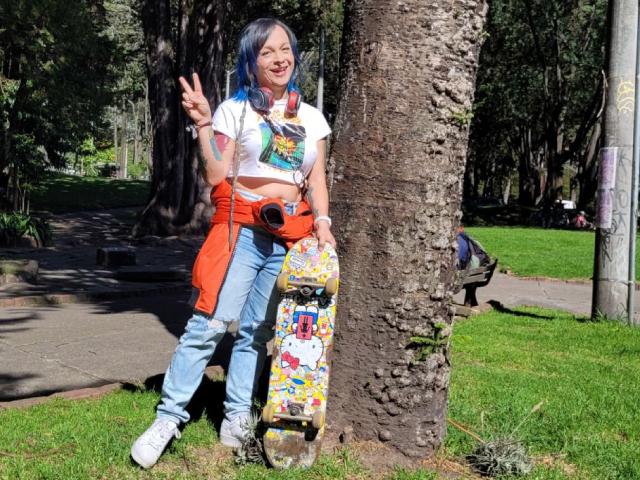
(324, 277), (338, 296)
(262, 403), (275, 423)
(276, 273), (289, 293)
(311, 410), (325, 429)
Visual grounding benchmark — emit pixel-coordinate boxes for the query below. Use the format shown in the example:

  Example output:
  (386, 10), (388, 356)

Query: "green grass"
(30, 173), (150, 213)
(466, 226), (640, 280)
(2, 308), (639, 479)
(447, 307), (640, 479)
(0, 386), (404, 479)
(0, 387), (370, 480)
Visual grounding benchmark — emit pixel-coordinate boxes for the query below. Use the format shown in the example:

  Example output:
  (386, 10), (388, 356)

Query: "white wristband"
(314, 216), (332, 228)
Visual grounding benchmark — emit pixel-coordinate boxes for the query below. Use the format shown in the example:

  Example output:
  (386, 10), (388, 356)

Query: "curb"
(0, 383), (123, 410)
(0, 283), (190, 308)
(500, 271), (640, 290)
(0, 366), (225, 411)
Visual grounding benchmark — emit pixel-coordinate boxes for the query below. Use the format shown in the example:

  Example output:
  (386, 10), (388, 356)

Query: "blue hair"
(234, 18), (302, 100)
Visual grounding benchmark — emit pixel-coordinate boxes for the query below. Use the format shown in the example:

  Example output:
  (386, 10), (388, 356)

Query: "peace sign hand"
(179, 73), (212, 126)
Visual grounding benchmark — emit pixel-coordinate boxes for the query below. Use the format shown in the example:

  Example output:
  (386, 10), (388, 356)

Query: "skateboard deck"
(262, 237), (339, 468)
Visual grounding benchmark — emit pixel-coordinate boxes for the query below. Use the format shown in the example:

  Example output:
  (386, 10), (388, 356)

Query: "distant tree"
(104, 0), (149, 177)
(135, 0), (344, 235)
(0, 0), (119, 211)
(133, 0), (231, 235)
(466, 0), (607, 208)
(329, 0), (487, 460)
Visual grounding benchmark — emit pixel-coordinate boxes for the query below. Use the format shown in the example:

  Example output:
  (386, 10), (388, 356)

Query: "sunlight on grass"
(466, 226), (640, 281)
(447, 307), (640, 479)
(30, 173), (150, 213)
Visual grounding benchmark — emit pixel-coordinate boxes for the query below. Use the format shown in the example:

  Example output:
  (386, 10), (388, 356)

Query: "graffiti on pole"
(596, 147), (618, 229)
(616, 80), (635, 114)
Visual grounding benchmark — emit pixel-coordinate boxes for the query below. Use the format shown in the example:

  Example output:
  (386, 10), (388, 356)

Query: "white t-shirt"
(212, 97), (331, 185)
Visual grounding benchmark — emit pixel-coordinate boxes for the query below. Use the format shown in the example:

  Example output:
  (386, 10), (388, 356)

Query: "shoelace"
(146, 421), (181, 450)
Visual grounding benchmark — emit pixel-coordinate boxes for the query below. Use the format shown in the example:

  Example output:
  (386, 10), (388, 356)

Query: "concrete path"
(0, 272), (610, 403)
(0, 292), (239, 402)
(454, 272), (640, 320)
(0, 207), (202, 305)
(1, 208), (632, 404)
(453, 273), (592, 316)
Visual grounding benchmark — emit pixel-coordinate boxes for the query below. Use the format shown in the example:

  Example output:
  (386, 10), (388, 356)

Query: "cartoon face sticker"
(281, 333), (324, 371)
(293, 306), (318, 340)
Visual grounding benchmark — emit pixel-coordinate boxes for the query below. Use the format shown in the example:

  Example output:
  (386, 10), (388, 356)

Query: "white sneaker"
(131, 418), (181, 469)
(219, 413), (250, 448)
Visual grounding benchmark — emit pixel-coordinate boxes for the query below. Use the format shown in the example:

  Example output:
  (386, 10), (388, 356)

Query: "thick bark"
(134, 0), (229, 236)
(328, 0), (487, 459)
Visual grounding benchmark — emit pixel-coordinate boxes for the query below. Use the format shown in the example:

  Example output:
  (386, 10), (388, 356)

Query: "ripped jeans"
(156, 224), (288, 424)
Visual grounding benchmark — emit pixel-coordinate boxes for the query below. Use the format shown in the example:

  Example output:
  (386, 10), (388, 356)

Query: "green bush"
(0, 212), (52, 247)
(77, 138), (116, 177)
(127, 160), (149, 180)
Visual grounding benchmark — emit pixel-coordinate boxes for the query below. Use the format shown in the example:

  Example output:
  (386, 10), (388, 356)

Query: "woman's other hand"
(179, 73), (212, 126)
(315, 222), (336, 251)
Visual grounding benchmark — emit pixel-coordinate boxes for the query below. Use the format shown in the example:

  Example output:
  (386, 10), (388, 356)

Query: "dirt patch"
(325, 440), (480, 479)
(153, 443), (236, 479)
(534, 453), (579, 477)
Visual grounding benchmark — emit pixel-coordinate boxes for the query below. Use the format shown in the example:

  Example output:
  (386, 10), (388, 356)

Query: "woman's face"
(255, 25), (295, 96)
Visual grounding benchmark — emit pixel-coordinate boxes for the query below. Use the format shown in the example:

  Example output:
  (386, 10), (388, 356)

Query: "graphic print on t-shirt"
(258, 113), (306, 172)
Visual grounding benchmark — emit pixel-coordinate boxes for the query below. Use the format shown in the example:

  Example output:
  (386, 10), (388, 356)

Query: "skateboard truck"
(262, 402), (325, 429)
(277, 274), (339, 297)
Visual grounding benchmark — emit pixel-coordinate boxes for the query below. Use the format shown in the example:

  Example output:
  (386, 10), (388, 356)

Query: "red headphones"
(248, 87), (301, 116)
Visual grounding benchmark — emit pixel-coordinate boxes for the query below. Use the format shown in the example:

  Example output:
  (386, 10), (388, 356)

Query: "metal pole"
(316, 27), (325, 112)
(225, 69), (231, 99)
(592, 0), (638, 321)
(628, 7), (640, 325)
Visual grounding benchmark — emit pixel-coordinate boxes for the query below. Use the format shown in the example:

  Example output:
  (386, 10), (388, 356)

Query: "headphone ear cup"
(248, 87), (275, 113)
(286, 90), (302, 116)
(259, 87), (275, 111)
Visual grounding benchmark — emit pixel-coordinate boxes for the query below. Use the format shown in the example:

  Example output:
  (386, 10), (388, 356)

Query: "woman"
(131, 18), (335, 469)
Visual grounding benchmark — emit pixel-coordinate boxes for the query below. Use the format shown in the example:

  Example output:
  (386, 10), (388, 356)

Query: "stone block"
(96, 247), (136, 267)
(0, 259), (39, 285)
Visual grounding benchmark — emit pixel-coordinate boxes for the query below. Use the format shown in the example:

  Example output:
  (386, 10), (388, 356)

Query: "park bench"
(459, 258), (498, 307)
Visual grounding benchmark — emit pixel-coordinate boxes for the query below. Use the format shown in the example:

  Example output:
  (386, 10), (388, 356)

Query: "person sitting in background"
(572, 211), (592, 230)
(457, 226), (490, 270)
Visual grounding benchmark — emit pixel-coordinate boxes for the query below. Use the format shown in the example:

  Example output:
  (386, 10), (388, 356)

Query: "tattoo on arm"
(209, 130), (229, 162)
(306, 186), (320, 218)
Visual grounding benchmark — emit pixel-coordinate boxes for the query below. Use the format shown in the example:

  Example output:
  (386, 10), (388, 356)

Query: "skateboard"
(262, 237), (339, 468)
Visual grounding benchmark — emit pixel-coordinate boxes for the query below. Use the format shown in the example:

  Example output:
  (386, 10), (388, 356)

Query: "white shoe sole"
(219, 432), (242, 449)
(130, 447), (155, 469)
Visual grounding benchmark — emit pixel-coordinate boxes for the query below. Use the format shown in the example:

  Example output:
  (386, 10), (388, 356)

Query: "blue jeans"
(156, 221), (290, 424)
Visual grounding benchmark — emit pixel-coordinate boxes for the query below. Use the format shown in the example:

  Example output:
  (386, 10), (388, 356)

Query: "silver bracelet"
(314, 216), (332, 227)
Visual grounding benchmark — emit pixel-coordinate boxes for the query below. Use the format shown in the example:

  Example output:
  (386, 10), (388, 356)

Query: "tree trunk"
(517, 127), (546, 207)
(134, 0), (230, 236)
(130, 100), (140, 165)
(502, 176), (511, 205)
(578, 116), (602, 210)
(120, 100), (128, 179)
(328, 0), (488, 460)
(113, 109), (119, 167)
(144, 81), (152, 170)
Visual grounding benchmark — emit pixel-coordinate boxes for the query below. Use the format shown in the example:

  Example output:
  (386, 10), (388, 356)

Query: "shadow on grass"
(121, 353), (273, 433)
(488, 300), (555, 320)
